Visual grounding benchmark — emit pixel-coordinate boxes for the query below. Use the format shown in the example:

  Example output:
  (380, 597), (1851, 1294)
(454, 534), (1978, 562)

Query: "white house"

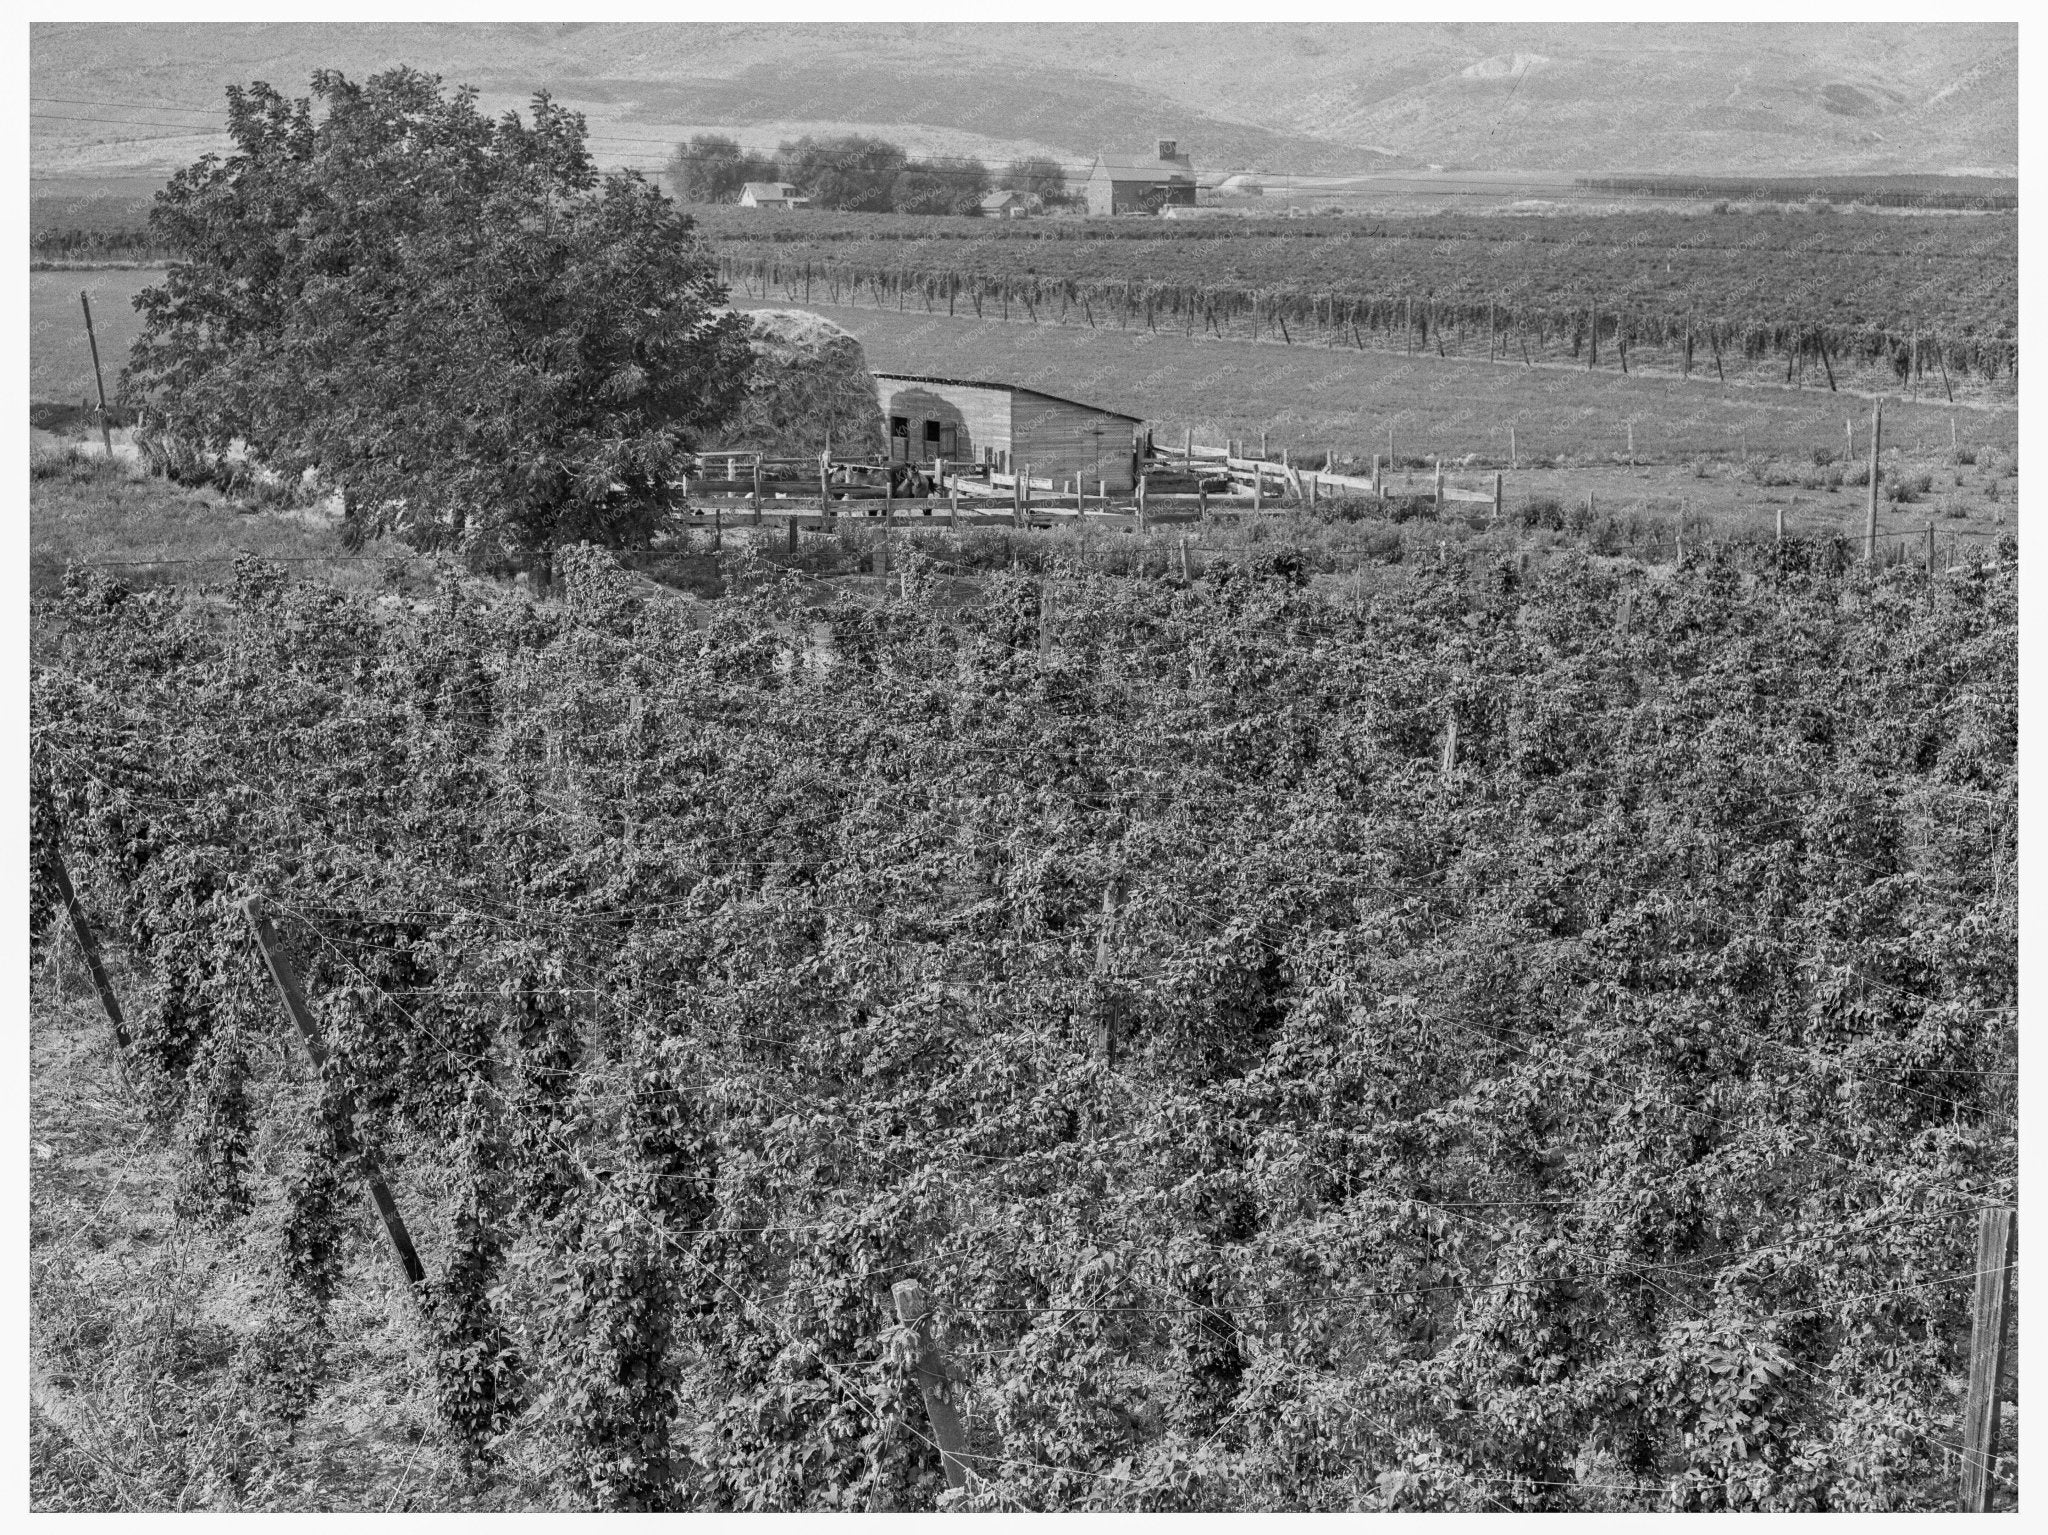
(739, 181), (809, 210)
(979, 190), (1031, 219)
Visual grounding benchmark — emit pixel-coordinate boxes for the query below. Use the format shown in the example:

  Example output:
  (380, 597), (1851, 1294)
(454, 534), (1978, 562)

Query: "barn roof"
(1091, 153), (1196, 183)
(980, 189), (1025, 207)
(873, 371), (1145, 424)
(741, 181), (800, 198)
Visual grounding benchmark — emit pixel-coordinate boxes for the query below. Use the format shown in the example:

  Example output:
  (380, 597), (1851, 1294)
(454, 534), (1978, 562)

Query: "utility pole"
(80, 291), (113, 458)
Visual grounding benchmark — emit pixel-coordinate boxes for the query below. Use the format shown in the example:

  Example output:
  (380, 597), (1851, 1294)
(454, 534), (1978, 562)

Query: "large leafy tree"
(999, 154), (1079, 210)
(892, 155), (991, 216)
(125, 68), (754, 563)
(666, 133), (780, 203)
(776, 133), (907, 212)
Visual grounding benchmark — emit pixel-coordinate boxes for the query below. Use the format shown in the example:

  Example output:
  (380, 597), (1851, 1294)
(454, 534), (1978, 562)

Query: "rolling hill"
(31, 21), (2017, 194)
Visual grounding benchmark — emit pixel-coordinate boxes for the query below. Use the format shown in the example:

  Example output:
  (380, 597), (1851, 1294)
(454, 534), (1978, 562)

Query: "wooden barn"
(1085, 140), (1197, 217)
(872, 373), (1146, 493)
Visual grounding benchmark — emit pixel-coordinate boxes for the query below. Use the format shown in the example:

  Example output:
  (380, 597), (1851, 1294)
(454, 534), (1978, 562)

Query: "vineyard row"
(719, 256), (2019, 402)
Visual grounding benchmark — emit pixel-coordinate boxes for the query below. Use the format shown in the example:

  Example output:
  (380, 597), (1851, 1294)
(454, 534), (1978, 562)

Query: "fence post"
(890, 1281), (972, 1492)
(1253, 463), (1262, 514)
(820, 451), (832, 523)
(80, 291), (114, 458)
(1439, 716), (1459, 777)
(238, 896), (428, 1302)
(1434, 457), (1443, 511)
(1492, 471), (1502, 524)
(1865, 399), (1882, 563)
(752, 456), (763, 524)
(40, 851), (132, 1058)
(1959, 1207), (2016, 1511)
(1137, 474), (1148, 530)
(1183, 427), (1193, 470)
(1509, 425), (1516, 469)
(1197, 476), (1207, 523)
(1776, 506), (1785, 544)
(1095, 882), (1122, 1068)
(1179, 535), (1190, 581)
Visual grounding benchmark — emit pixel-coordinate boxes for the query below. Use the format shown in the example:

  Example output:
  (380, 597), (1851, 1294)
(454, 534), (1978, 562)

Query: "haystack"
(726, 309), (885, 459)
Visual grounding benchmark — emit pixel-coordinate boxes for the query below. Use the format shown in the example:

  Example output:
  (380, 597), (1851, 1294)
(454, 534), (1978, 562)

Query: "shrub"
(1519, 494), (1566, 531)
(124, 68), (754, 566)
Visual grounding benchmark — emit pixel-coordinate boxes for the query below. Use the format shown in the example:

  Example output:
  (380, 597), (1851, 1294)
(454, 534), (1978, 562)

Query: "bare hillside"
(31, 21), (2016, 185)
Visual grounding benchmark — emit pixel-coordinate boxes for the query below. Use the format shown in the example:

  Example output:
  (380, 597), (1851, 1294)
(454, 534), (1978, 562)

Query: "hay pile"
(724, 309), (885, 459)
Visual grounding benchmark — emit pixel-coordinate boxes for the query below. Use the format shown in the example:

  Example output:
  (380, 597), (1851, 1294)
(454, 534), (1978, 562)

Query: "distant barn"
(872, 372), (1146, 492)
(1085, 140), (1197, 217)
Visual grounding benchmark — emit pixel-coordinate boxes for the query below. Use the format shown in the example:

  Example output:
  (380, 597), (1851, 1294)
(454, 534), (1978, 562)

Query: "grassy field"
(31, 268), (160, 407)
(33, 266), (2019, 463)
(26, 448), (434, 598)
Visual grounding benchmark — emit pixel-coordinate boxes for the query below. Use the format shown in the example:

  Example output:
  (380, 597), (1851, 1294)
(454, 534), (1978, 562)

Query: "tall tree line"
(666, 132), (1078, 215)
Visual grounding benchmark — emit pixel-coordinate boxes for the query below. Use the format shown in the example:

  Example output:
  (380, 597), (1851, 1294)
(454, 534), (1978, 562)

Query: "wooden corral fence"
(678, 439), (1503, 538)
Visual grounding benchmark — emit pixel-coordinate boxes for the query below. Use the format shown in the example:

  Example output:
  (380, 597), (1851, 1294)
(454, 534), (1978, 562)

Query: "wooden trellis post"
(40, 851), (132, 1059)
(1865, 400), (1883, 563)
(891, 1281), (972, 1491)
(1959, 1207), (2016, 1511)
(239, 896), (427, 1302)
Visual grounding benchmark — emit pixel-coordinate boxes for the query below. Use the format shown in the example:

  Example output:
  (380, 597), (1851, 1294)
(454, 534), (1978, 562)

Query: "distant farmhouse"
(1086, 140), (1197, 217)
(873, 372), (1146, 492)
(979, 189), (1031, 219)
(739, 181), (809, 210)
